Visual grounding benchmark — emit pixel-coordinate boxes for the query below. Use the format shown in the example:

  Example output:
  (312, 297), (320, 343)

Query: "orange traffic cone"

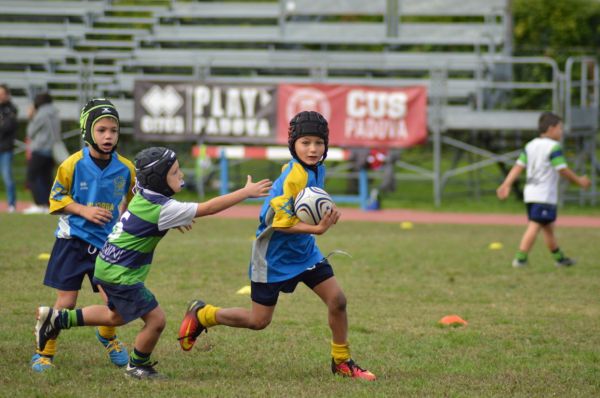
(439, 315), (468, 326)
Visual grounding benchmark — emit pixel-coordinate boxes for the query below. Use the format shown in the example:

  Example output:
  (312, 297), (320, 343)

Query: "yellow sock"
(37, 338), (57, 357)
(331, 341), (351, 365)
(97, 326), (117, 340)
(197, 305), (221, 328)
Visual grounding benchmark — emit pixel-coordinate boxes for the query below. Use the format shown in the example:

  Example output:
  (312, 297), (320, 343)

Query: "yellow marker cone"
(37, 253), (50, 260)
(236, 285), (251, 295)
(400, 221), (414, 230)
(488, 242), (503, 250)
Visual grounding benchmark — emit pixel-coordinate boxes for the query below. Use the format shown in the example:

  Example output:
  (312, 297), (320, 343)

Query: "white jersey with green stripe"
(516, 137), (567, 205)
(94, 188), (197, 286)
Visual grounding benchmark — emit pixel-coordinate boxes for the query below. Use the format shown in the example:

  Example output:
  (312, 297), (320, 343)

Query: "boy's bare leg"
(134, 306), (166, 353)
(541, 222), (559, 251)
(54, 290), (78, 310)
(215, 302), (275, 330)
(519, 221), (542, 253)
(541, 222), (574, 266)
(312, 276), (376, 380)
(80, 305), (126, 326)
(312, 276), (347, 344)
(126, 307), (167, 379)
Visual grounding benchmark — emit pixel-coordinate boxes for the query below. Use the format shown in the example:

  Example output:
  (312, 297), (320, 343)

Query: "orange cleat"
(331, 359), (376, 381)
(178, 299), (207, 351)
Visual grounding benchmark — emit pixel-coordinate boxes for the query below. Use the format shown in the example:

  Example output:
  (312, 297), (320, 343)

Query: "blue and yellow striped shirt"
(250, 159), (326, 283)
(50, 147), (135, 249)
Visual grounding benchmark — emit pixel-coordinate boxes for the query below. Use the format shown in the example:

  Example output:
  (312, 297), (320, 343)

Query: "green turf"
(1, 213), (599, 397)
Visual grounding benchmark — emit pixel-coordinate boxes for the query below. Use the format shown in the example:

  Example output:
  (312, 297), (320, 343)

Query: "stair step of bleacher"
(105, 5), (167, 14)
(75, 39), (137, 49)
(44, 89), (88, 98)
(158, 2), (279, 19)
(56, 64), (118, 73)
(94, 16), (157, 25)
(88, 28), (151, 36)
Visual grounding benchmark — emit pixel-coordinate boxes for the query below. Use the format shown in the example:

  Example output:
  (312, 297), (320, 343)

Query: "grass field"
(1, 213), (600, 397)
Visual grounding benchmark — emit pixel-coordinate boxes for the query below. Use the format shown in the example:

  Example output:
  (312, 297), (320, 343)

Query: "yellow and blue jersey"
(250, 159), (325, 283)
(49, 147), (135, 249)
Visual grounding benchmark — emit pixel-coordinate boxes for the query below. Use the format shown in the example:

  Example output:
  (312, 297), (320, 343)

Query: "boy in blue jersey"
(497, 112), (591, 267)
(34, 146), (272, 379)
(179, 111), (376, 381)
(31, 99), (135, 372)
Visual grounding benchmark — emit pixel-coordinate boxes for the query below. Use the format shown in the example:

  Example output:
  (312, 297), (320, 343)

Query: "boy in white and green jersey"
(497, 112), (591, 268)
(33, 146), (272, 379)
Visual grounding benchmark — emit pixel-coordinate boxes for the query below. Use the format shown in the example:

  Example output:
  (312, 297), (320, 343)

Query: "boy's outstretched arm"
(496, 164), (524, 200)
(559, 168), (591, 188)
(195, 175), (272, 217)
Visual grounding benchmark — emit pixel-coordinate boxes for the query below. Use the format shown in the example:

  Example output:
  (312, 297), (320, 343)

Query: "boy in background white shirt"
(497, 112), (591, 267)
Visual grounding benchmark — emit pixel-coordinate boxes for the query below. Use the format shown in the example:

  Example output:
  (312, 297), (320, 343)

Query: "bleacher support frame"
(563, 56), (599, 205)
(429, 56), (561, 206)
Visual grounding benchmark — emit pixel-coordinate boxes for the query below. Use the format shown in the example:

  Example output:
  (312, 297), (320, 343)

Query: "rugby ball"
(294, 187), (335, 225)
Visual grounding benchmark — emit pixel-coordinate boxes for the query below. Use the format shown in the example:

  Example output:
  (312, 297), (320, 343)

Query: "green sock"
(130, 348), (151, 366)
(515, 251), (528, 261)
(58, 309), (84, 329)
(552, 248), (565, 261)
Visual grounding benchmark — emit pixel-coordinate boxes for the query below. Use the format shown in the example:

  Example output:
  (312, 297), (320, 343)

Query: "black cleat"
(556, 257), (576, 267)
(35, 307), (61, 352)
(125, 362), (166, 380)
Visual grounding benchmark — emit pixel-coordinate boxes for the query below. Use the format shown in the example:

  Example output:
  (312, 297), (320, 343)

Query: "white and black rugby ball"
(294, 187), (335, 225)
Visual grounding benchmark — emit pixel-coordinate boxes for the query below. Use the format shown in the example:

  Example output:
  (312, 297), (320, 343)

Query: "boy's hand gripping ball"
(294, 187), (335, 225)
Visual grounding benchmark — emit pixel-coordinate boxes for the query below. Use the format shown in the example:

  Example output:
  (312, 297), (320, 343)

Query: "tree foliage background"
(513, 0), (600, 61)
(507, 0), (600, 109)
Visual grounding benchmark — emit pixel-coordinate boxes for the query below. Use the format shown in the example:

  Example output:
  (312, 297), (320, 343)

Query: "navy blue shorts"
(527, 203), (557, 225)
(44, 237), (100, 292)
(251, 259), (335, 306)
(93, 279), (159, 324)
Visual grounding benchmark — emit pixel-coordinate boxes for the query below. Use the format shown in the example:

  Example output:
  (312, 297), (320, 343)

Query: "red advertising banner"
(276, 83), (428, 148)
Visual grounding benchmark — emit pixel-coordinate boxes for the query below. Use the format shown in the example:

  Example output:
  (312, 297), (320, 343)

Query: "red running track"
(3, 202), (599, 228)
(216, 205), (600, 228)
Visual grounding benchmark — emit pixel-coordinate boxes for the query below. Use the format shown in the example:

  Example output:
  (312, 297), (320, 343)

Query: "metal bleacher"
(1, 0), (509, 121)
(0, 0), (596, 204)
(1, 0), (104, 21)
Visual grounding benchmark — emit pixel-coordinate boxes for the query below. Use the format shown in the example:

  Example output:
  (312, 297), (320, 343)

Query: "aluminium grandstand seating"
(121, 48), (485, 100)
(1, 46), (76, 74)
(159, 1), (279, 20)
(148, 23), (503, 47)
(1, 0), (535, 129)
(0, 23), (86, 42)
(146, 0), (504, 48)
(281, 0), (505, 17)
(1, 0), (104, 21)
